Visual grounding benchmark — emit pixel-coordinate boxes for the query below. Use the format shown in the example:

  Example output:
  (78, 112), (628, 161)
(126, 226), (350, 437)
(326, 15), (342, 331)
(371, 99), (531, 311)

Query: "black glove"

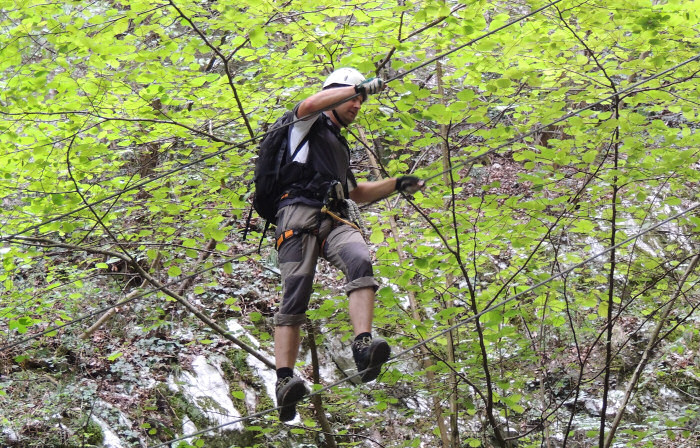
(354, 77), (385, 101)
(395, 175), (424, 194)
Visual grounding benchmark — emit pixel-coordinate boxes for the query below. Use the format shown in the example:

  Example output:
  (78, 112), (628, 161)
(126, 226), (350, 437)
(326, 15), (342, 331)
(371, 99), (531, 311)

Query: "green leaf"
(457, 89), (474, 101)
(370, 227), (384, 244)
(107, 352), (123, 361)
(249, 27), (267, 47)
(399, 113), (416, 128)
(495, 78), (511, 89)
(209, 229), (227, 242)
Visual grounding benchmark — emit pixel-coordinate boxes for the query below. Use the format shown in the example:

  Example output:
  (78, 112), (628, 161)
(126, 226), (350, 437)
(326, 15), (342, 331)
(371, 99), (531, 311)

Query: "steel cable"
(364, 51), (700, 210)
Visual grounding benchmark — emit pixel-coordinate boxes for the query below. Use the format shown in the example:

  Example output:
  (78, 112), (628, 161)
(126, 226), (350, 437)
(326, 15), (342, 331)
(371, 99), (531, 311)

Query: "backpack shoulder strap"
(257, 219), (271, 253)
(289, 132), (311, 161)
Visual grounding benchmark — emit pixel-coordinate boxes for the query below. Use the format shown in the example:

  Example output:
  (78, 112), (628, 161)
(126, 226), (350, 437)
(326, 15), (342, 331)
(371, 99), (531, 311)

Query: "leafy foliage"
(1, 0), (699, 447)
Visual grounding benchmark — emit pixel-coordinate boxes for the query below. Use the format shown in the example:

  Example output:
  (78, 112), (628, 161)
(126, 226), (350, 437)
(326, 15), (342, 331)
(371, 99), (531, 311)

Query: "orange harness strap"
(276, 229), (295, 250)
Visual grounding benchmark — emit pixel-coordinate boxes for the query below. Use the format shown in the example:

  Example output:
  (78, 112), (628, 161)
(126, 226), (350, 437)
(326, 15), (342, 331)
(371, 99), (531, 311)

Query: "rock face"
(1, 428), (19, 444)
(168, 355), (243, 432)
(3, 286), (697, 448)
(91, 416), (124, 448)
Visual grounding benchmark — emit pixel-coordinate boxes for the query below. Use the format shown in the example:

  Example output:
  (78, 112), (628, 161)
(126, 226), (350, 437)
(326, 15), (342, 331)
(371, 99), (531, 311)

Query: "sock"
(276, 367), (293, 380)
(355, 332), (371, 342)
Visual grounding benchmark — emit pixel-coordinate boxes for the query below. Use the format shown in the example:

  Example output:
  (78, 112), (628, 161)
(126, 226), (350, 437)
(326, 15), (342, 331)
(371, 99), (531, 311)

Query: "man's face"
(334, 94), (363, 125)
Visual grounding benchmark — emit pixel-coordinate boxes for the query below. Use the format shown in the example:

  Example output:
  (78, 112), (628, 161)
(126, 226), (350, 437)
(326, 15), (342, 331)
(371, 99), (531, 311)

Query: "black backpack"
(252, 111), (294, 224)
(252, 110), (313, 225)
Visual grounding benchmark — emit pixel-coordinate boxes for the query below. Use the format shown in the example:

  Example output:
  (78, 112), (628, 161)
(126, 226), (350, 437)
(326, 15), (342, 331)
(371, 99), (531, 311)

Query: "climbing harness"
(274, 203), (363, 252)
(275, 227), (318, 250)
(275, 181), (364, 252)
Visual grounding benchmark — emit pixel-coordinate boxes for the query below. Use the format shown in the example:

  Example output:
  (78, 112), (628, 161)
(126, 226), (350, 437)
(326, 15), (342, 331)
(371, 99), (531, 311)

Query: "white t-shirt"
(288, 111), (317, 163)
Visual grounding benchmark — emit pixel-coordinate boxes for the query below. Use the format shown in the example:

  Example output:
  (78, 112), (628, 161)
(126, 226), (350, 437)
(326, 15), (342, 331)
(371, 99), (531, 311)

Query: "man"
(272, 68), (424, 421)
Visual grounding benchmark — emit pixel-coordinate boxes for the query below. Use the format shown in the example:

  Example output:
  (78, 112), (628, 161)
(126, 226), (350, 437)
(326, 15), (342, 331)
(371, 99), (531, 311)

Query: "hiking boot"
(352, 336), (391, 383)
(275, 376), (307, 422)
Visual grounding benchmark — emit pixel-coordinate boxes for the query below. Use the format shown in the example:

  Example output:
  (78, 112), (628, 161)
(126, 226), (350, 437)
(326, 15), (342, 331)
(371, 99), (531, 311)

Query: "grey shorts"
(273, 204), (379, 326)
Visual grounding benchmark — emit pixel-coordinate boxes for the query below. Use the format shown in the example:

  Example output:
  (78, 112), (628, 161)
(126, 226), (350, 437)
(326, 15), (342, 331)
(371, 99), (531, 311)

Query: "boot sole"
(361, 339), (391, 383)
(278, 380), (308, 422)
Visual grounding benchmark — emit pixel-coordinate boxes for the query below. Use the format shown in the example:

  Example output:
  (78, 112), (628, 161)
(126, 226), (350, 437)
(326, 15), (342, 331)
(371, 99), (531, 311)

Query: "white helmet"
(323, 67), (365, 89)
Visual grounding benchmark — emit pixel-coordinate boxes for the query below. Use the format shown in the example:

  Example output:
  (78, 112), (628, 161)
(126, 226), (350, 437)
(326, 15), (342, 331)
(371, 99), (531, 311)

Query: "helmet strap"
(332, 109), (349, 128)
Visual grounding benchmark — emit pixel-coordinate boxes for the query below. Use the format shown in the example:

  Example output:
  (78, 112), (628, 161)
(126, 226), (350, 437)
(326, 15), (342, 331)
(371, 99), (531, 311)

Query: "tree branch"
(604, 253), (700, 447)
(10, 236), (275, 369)
(167, 0), (255, 138)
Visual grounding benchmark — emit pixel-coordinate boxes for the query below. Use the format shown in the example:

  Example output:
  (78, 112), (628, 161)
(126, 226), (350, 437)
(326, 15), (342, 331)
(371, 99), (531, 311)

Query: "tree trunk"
(437, 59), (461, 448)
(307, 322), (338, 448)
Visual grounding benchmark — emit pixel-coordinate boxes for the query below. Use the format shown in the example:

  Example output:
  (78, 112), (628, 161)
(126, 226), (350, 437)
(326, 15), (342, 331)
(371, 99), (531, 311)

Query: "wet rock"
(180, 416), (198, 446)
(94, 399), (146, 447)
(91, 416), (124, 448)
(1, 427), (19, 445)
(168, 355), (243, 431)
(564, 389), (632, 418)
(657, 386), (684, 412)
(563, 390), (588, 412)
(326, 335), (361, 385)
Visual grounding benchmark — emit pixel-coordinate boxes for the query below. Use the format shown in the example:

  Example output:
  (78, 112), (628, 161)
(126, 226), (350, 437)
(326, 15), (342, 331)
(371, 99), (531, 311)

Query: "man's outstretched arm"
(296, 85), (358, 119)
(297, 77), (384, 118)
(349, 176), (425, 204)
